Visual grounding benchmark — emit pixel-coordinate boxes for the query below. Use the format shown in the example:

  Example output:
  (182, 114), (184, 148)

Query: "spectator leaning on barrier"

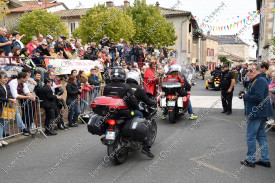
(240, 63), (273, 168)
(0, 71), (17, 146)
(0, 28), (12, 56)
(0, 49), (11, 71)
(66, 75), (81, 127)
(8, 72), (34, 136)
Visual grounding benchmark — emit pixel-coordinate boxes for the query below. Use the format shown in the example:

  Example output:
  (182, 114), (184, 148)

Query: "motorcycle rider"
(211, 66), (222, 78)
(103, 67), (154, 158)
(126, 71), (157, 112)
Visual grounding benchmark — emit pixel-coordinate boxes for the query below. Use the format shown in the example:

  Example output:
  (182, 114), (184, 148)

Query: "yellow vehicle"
(206, 75), (221, 91)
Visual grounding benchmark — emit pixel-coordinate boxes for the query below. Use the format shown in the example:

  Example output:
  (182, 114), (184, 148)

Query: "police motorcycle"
(206, 66), (222, 91)
(160, 65), (190, 124)
(87, 68), (156, 165)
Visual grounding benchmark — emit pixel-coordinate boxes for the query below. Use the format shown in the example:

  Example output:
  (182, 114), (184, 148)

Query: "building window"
(189, 23), (192, 33)
(70, 22), (76, 34)
(207, 48), (210, 56)
(188, 39), (190, 53)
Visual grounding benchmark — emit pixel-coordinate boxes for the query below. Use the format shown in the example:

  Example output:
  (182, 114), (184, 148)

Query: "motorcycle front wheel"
(107, 135), (129, 165)
(149, 119), (157, 145)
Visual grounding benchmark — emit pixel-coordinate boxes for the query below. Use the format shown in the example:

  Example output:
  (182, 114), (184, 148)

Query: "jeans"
(187, 99), (193, 115)
(92, 87), (99, 101)
(110, 52), (116, 60)
(246, 117), (270, 163)
(0, 119), (9, 140)
(66, 99), (80, 126)
(131, 110), (144, 118)
(80, 99), (88, 114)
(15, 112), (26, 130)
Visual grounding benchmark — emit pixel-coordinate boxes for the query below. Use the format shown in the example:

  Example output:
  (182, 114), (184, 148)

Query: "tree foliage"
(73, 4), (135, 44)
(0, 1), (10, 20)
(126, 0), (177, 46)
(17, 9), (69, 44)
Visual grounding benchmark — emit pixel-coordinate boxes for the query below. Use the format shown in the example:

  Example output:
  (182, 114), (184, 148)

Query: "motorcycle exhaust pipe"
(178, 109), (184, 114)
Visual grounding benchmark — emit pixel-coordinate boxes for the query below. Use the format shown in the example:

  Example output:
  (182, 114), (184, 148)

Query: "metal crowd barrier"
(0, 96), (46, 141)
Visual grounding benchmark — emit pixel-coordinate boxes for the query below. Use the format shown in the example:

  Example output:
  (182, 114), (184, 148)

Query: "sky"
(57, 0), (258, 58)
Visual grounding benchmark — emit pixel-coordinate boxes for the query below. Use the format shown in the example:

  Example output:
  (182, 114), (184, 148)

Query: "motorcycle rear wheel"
(107, 136), (129, 165)
(169, 110), (176, 124)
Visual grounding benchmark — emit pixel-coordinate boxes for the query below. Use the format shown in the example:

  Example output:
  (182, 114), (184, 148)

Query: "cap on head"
(46, 35), (53, 40)
(48, 65), (55, 69)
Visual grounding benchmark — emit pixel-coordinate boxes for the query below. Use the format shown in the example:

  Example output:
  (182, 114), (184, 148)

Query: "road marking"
(190, 147), (246, 180)
(191, 96), (244, 109)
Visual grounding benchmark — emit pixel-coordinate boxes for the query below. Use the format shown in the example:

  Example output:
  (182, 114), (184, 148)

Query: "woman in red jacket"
(143, 60), (159, 98)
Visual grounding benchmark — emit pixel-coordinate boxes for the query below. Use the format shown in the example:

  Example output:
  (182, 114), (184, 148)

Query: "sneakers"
(160, 115), (166, 120)
(22, 128), (30, 136)
(141, 148), (154, 158)
(0, 141), (8, 146)
(189, 114), (198, 120)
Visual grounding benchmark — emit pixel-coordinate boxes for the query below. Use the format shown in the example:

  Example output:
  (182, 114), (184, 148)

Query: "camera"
(238, 91), (245, 99)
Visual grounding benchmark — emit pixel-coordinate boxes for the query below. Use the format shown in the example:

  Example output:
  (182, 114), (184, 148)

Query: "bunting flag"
(243, 19), (246, 24)
(237, 22), (238, 27)
(227, 25), (229, 30)
(224, 26), (226, 30)
(241, 20), (243, 25)
(221, 27), (223, 31)
(233, 23), (235, 28)
(230, 24), (232, 29)
(247, 16), (250, 21)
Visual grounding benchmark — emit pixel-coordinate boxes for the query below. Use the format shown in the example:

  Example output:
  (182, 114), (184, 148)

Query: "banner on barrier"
(45, 59), (104, 75)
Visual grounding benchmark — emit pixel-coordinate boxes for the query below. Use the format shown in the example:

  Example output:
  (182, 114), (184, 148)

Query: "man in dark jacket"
(126, 71), (157, 108)
(220, 64), (235, 115)
(54, 41), (69, 59)
(103, 67), (154, 158)
(240, 63), (273, 168)
(40, 78), (61, 135)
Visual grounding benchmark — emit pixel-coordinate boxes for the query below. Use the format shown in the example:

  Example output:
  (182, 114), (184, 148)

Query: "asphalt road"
(1, 78), (275, 183)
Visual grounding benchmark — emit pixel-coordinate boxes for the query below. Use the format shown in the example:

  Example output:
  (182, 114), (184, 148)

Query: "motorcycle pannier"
(91, 96), (131, 118)
(87, 115), (108, 136)
(122, 117), (149, 141)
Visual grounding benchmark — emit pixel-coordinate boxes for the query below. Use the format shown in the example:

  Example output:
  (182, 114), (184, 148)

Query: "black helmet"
(111, 67), (126, 81)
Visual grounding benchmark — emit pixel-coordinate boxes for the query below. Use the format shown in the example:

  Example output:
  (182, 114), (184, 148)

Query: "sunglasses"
(248, 69), (254, 73)
(42, 44), (48, 46)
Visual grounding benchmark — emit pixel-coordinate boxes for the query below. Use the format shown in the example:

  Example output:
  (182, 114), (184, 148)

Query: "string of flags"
(189, 11), (258, 32)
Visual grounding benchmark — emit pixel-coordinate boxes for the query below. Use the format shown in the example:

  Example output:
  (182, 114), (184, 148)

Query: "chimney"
(155, 1), (160, 8)
(124, 0), (130, 7)
(106, 1), (114, 8)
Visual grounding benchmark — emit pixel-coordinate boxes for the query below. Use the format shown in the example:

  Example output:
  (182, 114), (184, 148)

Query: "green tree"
(73, 4), (135, 44)
(17, 9), (69, 44)
(126, 0), (177, 46)
(0, 1), (10, 20)
(219, 56), (228, 63)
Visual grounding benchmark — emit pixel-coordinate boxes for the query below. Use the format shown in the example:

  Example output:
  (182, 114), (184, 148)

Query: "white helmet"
(126, 71), (140, 85)
(170, 64), (181, 73)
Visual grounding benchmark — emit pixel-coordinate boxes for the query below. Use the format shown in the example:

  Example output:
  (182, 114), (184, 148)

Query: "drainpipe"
(180, 17), (188, 65)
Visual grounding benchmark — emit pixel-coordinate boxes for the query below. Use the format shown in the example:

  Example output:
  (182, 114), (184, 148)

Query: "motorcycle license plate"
(106, 131), (116, 140)
(167, 101), (176, 106)
(215, 84), (219, 87)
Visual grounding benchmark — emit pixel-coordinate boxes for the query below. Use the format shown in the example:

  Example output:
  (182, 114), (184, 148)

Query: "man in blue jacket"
(240, 63), (273, 168)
